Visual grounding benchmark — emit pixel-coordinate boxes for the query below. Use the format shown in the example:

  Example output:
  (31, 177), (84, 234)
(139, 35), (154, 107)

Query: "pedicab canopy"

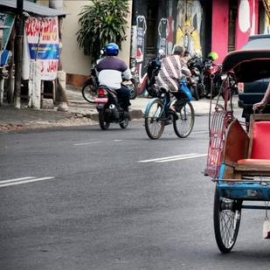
(222, 34), (270, 83)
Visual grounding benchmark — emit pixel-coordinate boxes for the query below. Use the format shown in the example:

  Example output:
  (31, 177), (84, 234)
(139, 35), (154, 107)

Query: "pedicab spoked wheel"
(173, 101), (195, 138)
(213, 186), (242, 253)
(144, 99), (165, 139)
(98, 109), (110, 130)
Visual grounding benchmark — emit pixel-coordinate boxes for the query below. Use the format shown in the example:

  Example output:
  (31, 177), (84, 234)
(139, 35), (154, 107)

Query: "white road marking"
(139, 153), (207, 163)
(74, 141), (101, 146)
(156, 154), (207, 163)
(192, 131), (209, 134)
(0, 176), (55, 188)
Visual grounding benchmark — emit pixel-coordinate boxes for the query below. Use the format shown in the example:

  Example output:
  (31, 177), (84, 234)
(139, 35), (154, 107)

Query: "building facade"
(45, 0), (270, 87)
(131, 0), (268, 68)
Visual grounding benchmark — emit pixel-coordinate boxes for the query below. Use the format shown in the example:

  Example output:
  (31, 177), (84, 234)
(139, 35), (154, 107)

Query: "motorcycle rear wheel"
(98, 110), (110, 130)
(82, 78), (97, 103)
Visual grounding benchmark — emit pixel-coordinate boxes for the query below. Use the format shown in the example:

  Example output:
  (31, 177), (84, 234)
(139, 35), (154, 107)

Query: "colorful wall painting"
(158, 18), (168, 55)
(167, 0), (175, 55)
(235, 0), (257, 49)
(263, 0), (270, 33)
(175, 0), (203, 56)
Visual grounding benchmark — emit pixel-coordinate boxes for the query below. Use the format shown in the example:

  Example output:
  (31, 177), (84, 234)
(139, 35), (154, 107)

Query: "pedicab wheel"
(173, 101), (195, 138)
(213, 186), (242, 253)
(82, 79), (97, 103)
(98, 110), (110, 130)
(144, 99), (165, 139)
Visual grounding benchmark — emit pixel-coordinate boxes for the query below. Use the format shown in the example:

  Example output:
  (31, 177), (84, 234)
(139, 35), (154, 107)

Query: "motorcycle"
(94, 84), (130, 130)
(187, 55), (205, 100)
(81, 50), (105, 103)
(82, 50), (138, 103)
(129, 49), (164, 98)
(202, 58), (222, 99)
(123, 65), (139, 100)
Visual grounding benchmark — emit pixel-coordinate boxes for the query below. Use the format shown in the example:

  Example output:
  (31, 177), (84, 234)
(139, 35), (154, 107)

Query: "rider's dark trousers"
(116, 84), (131, 111)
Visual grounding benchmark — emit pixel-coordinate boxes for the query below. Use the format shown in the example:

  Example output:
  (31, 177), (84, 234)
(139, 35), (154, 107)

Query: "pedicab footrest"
(217, 179), (270, 201)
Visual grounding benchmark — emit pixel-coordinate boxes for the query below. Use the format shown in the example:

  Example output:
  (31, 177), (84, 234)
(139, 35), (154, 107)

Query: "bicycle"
(144, 77), (195, 139)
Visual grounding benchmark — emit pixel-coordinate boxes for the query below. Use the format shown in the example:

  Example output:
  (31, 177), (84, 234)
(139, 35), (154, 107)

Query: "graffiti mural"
(136, 15), (147, 64)
(158, 18), (168, 54)
(235, 0), (256, 48)
(264, 0), (270, 34)
(167, 0), (174, 55)
(175, 0), (202, 56)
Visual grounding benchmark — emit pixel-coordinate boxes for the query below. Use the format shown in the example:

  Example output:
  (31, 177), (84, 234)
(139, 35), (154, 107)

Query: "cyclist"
(96, 43), (132, 116)
(155, 45), (192, 111)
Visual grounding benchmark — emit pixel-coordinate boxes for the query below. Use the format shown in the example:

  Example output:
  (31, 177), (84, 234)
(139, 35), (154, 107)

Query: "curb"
(71, 109), (144, 122)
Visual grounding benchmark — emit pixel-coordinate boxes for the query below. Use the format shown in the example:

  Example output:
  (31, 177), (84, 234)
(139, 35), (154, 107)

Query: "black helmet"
(105, 43), (119, 56)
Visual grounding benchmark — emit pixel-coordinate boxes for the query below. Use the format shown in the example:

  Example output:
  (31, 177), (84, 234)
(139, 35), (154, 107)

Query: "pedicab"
(204, 34), (270, 253)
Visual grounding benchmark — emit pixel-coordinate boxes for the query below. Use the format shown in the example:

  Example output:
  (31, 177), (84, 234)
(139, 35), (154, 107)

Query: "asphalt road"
(1, 117), (270, 270)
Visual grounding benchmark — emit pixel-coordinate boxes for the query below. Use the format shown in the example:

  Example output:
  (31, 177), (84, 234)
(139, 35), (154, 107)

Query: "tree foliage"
(76, 0), (129, 62)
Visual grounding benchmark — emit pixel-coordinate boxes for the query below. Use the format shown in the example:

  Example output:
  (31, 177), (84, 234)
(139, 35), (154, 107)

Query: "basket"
(205, 109), (234, 179)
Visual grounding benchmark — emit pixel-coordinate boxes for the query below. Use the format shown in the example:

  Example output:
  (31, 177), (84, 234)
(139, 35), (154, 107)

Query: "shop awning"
(0, 0), (67, 17)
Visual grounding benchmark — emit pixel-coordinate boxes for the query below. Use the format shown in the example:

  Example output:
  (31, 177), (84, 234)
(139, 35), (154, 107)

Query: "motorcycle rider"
(96, 42), (132, 116)
(155, 45), (192, 111)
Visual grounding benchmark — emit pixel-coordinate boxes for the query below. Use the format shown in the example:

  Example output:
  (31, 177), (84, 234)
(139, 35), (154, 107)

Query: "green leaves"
(76, 0), (129, 62)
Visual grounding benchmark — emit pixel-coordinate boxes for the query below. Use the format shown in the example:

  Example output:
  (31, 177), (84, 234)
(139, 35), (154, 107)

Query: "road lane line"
(0, 176), (36, 184)
(0, 177), (55, 188)
(139, 153), (206, 163)
(156, 154), (207, 163)
(192, 131), (209, 134)
(74, 141), (101, 146)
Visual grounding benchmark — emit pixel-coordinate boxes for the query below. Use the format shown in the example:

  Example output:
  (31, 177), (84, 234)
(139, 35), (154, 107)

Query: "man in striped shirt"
(156, 45), (192, 109)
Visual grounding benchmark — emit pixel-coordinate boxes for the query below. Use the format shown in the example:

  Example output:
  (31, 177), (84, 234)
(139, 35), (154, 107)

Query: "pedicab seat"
(221, 114), (270, 179)
(234, 115), (270, 176)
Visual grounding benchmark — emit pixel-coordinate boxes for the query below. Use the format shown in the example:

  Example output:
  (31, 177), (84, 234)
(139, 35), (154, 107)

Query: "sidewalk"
(0, 86), (240, 132)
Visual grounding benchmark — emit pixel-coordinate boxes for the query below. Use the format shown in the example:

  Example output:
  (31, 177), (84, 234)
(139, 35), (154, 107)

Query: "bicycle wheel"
(173, 101), (195, 138)
(213, 186), (242, 253)
(82, 78), (97, 103)
(144, 99), (165, 139)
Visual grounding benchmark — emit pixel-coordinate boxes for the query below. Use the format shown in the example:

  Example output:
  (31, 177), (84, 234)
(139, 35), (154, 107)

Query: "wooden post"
(13, 0), (24, 108)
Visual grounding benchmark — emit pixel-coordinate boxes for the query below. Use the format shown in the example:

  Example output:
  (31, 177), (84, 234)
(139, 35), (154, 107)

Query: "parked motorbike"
(94, 84), (130, 130)
(123, 65), (139, 100)
(187, 55), (205, 100)
(202, 58), (223, 99)
(81, 50), (105, 103)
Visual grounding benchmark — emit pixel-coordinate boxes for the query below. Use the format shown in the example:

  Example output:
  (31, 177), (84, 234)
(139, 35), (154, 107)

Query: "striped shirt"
(156, 55), (186, 92)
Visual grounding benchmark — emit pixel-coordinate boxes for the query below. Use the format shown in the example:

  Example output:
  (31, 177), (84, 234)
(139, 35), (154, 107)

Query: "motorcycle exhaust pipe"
(109, 104), (119, 119)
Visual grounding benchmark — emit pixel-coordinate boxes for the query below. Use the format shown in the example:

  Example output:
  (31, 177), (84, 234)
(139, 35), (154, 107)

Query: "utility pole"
(13, 0), (24, 108)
